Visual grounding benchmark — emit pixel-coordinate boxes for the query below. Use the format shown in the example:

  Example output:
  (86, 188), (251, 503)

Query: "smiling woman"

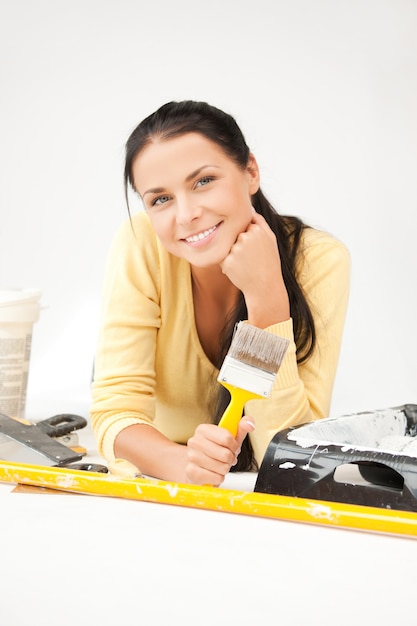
(90, 100), (350, 486)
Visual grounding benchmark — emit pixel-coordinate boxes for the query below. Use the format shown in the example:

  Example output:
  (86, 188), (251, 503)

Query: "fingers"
(250, 208), (271, 231)
(185, 418), (255, 486)
(186, 424), (238, 486)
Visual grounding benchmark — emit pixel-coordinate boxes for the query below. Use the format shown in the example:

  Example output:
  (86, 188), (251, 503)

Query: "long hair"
(124, 100), (316, 471)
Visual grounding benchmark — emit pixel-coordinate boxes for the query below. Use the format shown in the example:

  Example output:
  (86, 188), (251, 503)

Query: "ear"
(246, 153), (260, 194)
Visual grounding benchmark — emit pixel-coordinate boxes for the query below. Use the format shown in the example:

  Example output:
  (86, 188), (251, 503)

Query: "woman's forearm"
(114, 423), (189, 483)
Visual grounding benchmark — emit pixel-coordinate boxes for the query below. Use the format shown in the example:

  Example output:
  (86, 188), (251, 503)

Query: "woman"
(90, 100), (350, 486)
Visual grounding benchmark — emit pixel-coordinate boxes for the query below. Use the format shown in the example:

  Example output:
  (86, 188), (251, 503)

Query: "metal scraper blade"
(0, 413), (83, 466)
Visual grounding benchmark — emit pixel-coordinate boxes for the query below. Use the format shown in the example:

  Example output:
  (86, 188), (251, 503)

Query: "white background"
(0, 0), (416, 419)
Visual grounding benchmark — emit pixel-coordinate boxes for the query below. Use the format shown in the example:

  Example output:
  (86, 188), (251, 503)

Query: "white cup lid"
(0, 289), (42, 307)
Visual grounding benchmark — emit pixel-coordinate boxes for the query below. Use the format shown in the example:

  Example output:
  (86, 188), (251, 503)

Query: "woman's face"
(132, 132), (260, 268)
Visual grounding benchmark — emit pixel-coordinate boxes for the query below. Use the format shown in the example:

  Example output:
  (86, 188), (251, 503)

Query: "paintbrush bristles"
(228, 323), (290, 374)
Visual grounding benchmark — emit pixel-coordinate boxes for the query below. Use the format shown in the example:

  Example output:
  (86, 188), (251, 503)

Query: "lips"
(183, 223), (220, 243)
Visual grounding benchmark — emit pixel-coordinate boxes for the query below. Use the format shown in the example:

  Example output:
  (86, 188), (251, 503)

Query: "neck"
(190, 264), (240, 366)
(191, 264), (238, 305)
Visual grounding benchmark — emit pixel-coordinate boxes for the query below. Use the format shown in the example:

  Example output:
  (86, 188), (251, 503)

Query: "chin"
(184, 250), (226, 268)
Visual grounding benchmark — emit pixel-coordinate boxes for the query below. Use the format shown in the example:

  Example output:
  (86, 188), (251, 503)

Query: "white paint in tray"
(287, 408), (417, 457)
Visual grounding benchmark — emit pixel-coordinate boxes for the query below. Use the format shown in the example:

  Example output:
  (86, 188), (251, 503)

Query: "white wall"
(1, 0), (416, 418)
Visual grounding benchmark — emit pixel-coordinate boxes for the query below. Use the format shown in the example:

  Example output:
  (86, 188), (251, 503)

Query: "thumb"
(235, 415), (255, 449)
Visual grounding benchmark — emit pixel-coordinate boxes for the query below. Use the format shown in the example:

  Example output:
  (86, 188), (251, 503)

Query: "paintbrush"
(217, 322), (290, 436)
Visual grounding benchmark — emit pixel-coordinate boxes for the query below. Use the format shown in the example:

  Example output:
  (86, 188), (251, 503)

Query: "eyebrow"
(142, 165), (220, 197)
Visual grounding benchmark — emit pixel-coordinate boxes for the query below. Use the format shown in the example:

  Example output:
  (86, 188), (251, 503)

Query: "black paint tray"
(254, 404), (417, 512)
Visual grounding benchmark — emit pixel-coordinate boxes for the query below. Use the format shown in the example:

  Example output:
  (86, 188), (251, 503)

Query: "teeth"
(185, 225), (217, 243)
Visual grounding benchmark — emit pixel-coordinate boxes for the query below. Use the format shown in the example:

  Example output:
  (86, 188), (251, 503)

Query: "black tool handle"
(63, 462), (108, 473)
(36, 414), (87, 438)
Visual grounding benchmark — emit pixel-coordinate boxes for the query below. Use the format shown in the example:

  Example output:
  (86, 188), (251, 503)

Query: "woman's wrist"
(246, 286), (290, 328)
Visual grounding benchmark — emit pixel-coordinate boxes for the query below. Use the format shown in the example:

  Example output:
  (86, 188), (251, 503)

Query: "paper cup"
(0, 289), (42, 419)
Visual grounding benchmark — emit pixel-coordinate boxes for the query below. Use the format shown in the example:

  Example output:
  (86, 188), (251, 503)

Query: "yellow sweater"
(90, 211), (350, 466)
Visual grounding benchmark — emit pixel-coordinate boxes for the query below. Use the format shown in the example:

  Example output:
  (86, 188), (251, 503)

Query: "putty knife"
(0, 412), (83, 466)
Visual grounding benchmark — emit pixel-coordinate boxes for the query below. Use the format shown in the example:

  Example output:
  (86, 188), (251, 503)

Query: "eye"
(151, 194), (171, 207)
(196, 176), (214, 188)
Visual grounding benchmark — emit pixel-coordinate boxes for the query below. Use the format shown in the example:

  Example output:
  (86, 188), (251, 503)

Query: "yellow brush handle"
(218, 383), (261, 437)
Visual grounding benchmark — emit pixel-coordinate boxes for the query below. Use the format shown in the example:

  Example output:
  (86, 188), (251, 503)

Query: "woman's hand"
(220, 211), (290, 327)
(185, 416), (255, 486)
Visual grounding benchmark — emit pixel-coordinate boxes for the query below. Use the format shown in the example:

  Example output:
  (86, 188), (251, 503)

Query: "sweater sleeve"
(90, 213), (162, 461)
(245, 229), (351, 465)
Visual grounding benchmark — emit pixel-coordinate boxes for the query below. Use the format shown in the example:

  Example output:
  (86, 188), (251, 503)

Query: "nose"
(175, 195), (202, 225)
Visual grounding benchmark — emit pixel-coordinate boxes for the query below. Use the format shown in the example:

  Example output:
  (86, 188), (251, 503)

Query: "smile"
(184, 224), (219, 243)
